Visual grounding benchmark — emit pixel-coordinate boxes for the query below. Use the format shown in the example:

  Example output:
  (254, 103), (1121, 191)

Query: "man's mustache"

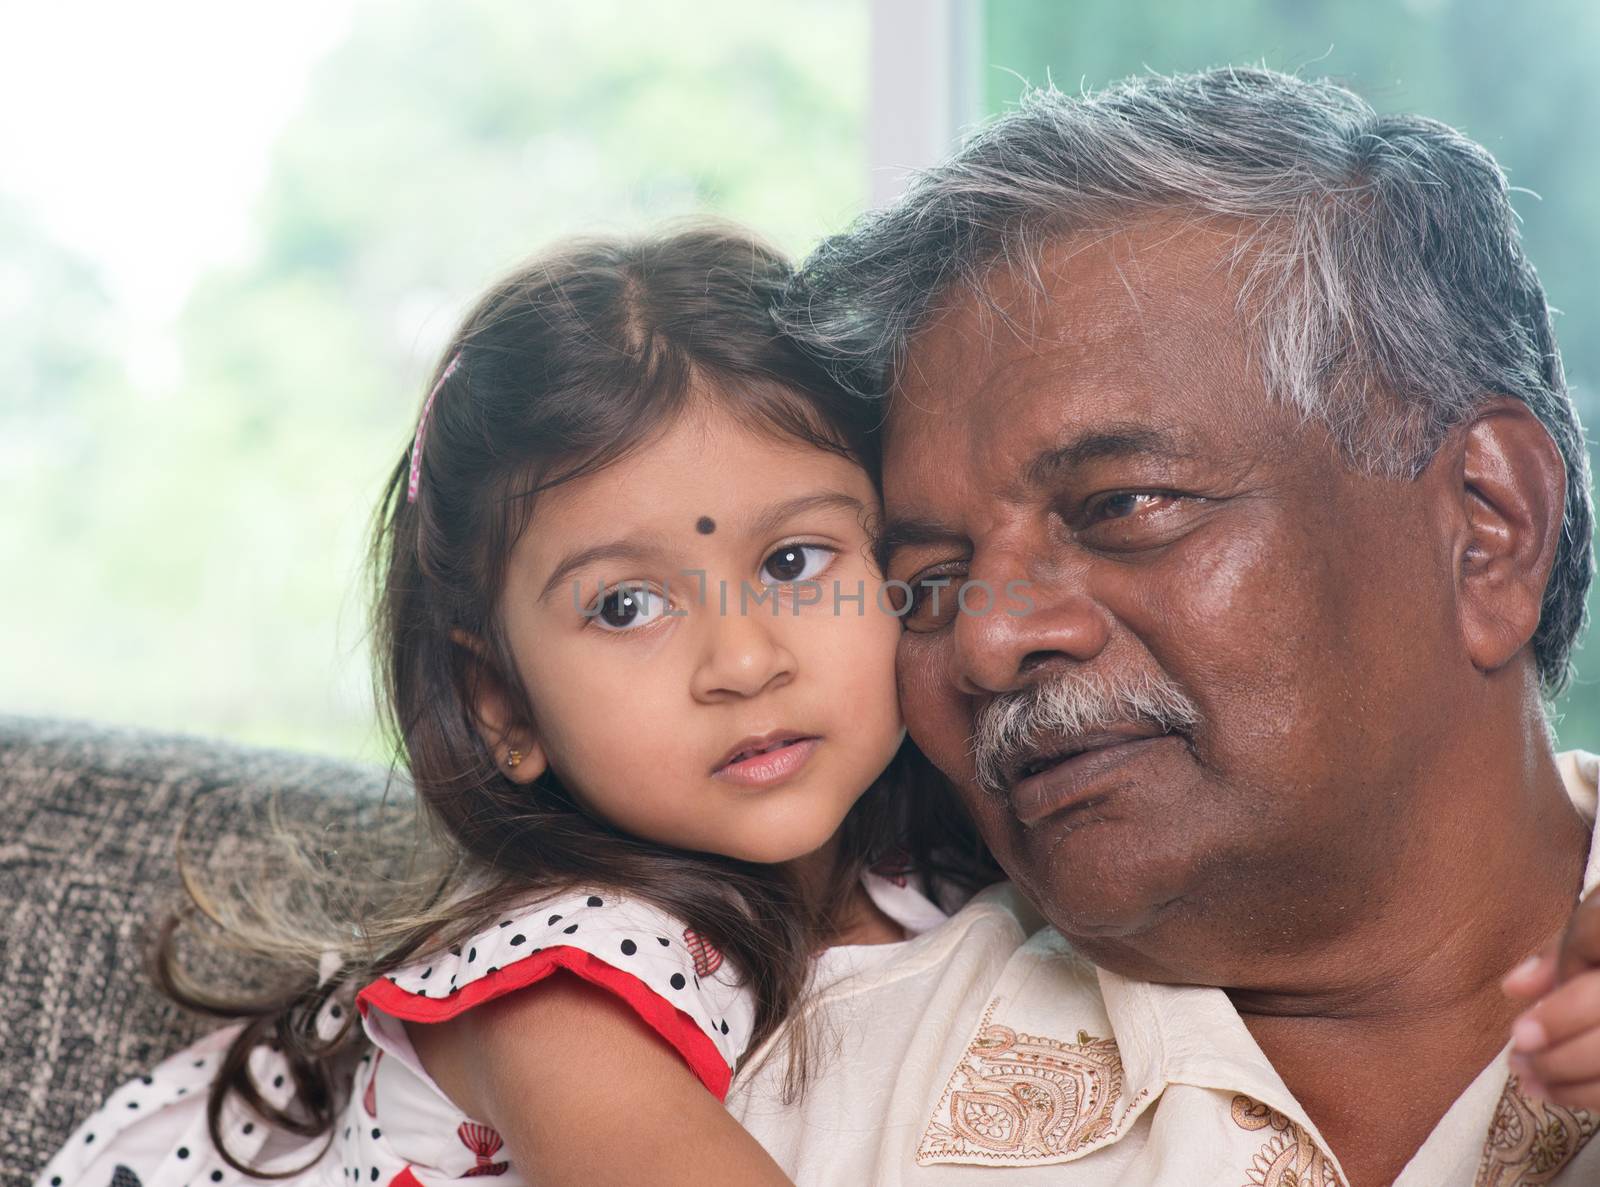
(969, 668), (1203, 797)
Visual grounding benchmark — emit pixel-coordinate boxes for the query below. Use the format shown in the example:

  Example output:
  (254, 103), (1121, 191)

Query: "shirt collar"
(1557, 748), (1600, 894)
(918, 749), (1600, 1173)
(1100, 749), (1600, 1169)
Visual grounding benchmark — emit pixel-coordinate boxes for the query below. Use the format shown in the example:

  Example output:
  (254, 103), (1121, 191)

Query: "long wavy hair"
(152, 222), (999, 1173)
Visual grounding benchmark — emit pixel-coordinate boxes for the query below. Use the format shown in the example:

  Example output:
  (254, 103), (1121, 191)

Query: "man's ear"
(449, 627), (548, 784)
(1451, 399), (1565, 675)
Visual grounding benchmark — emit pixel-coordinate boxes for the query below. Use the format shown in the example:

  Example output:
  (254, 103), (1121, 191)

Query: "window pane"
(1, 1), (866, 762)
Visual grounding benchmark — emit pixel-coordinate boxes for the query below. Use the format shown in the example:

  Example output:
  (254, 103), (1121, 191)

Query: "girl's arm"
(407, 970), (794, 1186)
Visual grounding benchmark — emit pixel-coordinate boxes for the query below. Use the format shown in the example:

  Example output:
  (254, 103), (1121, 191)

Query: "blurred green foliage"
(982, 0), (1600, 745)
(1, 0), (866, 762)
(9, 0), (1600, 762)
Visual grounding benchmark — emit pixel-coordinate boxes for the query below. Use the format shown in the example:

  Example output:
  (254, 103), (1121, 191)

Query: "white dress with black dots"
(33, 872), (947, 1187)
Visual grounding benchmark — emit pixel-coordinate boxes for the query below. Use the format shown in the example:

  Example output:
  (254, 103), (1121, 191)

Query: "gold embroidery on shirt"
(916, 1005), (1134, 1164)
(1231, 1095), (1344, 1187)
(1474, 1074), (1598, 1187)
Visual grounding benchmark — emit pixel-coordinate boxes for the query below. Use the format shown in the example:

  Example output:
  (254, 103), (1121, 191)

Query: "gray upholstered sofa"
(0, 714), (400, 1185)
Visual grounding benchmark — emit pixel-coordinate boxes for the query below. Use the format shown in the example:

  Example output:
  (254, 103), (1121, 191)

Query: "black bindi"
(695, 516), (716, 535)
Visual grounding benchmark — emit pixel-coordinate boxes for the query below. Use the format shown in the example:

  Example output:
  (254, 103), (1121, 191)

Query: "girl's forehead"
(511, 410), (878, 568)
(555, 412), (869, 517)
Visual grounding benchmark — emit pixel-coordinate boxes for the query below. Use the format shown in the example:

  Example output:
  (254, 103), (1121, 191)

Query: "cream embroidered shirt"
(726, 750), (1600, 1186)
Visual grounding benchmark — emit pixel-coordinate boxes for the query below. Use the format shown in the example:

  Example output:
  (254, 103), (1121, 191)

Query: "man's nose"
(689, 595), (798, 702)
(951, 545), (1111, 696)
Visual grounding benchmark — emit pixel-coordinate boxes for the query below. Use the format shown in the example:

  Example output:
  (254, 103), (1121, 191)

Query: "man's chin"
(1001, 817), (1205, 949)
(1042, 887), (1187, 947)
(1024, 881), (1177, 945)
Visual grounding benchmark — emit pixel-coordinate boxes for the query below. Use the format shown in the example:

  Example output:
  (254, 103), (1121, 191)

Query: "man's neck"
(1229, 745), (1591, 1187)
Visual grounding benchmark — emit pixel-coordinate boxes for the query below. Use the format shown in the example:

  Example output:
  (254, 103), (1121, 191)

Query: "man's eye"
(588, 585), (668, 632)
(1092, 492), (1171, 521)
(897, 570), (965, 632)
(759, 544), (834, 585)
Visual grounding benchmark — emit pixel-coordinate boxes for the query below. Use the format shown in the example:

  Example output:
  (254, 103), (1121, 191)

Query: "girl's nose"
(689, 595), (799, 702)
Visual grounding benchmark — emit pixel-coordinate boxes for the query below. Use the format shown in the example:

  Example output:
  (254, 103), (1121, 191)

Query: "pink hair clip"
(406, 352), (462, 504)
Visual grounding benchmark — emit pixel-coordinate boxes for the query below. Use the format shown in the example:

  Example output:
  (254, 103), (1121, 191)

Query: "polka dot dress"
(32, 889), (759, 1187)
(33, 873), (947, 1186)
(31, 1001), (348, 1187)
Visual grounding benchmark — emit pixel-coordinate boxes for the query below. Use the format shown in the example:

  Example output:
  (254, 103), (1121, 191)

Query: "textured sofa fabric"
(0, 714), (402, 1185)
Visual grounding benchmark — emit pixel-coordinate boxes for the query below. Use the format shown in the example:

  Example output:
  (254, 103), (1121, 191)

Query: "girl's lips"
(712, 736), (821, 788)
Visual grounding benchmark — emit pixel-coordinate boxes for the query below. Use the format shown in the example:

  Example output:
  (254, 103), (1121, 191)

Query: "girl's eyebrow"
(536, 493), (865, 604)
(537, 538), (673, 603)
(746, 491), (867, 539)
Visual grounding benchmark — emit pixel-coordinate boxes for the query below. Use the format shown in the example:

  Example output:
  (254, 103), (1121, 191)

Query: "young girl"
(36, 225), (996, 1187)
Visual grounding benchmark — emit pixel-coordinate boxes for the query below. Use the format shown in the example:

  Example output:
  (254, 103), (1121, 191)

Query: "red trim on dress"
(389, 1169), (424, 1187)
(356, 945), (732, 1100)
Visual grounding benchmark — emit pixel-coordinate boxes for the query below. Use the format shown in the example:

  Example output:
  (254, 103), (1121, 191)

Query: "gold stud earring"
(506, 748), (523, 769)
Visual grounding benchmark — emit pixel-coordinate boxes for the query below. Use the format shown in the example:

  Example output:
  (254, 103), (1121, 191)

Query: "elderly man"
(725, 69), (1600, 1185)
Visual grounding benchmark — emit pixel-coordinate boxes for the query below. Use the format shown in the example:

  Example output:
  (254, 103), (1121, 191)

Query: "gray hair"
(781, 67), (1592, 695)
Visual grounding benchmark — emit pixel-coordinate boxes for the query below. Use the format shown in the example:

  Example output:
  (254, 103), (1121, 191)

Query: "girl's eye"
(759, 544), (834, 585)
(590, 585), (668, 632)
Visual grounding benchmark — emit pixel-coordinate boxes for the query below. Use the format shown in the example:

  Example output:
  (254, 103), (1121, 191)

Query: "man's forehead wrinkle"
(1036, 214), (1251, 308)
(969, 232), (1125, 340)
(1095, 224), (1237, 335)
(970, 249), (1072, 358)
(888, 213), (1292, 516)
(895, 287), (1002, 413)
(1047, 223), (1276, 422)
(887, 349), (944, 422)
(907, 212), (1258, 387)
(1106, 246), (1152, 326)
(898, 230), (1144, 406)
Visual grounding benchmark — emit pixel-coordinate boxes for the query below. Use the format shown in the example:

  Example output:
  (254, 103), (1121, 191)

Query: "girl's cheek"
(838, 620), (906, 728)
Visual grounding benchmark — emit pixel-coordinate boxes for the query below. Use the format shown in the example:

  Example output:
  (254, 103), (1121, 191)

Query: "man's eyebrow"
(1025, 425), (1185, 486)
(874, 517), (967, 573)
(747, 491), (868, 539)
(537, 539), (672, 603)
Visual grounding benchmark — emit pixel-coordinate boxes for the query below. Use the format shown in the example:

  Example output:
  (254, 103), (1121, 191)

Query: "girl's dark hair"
(153, 221), (999, 1174)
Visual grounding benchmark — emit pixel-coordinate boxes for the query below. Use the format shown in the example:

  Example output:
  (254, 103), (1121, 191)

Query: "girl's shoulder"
(355, 887), (754, 1100)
